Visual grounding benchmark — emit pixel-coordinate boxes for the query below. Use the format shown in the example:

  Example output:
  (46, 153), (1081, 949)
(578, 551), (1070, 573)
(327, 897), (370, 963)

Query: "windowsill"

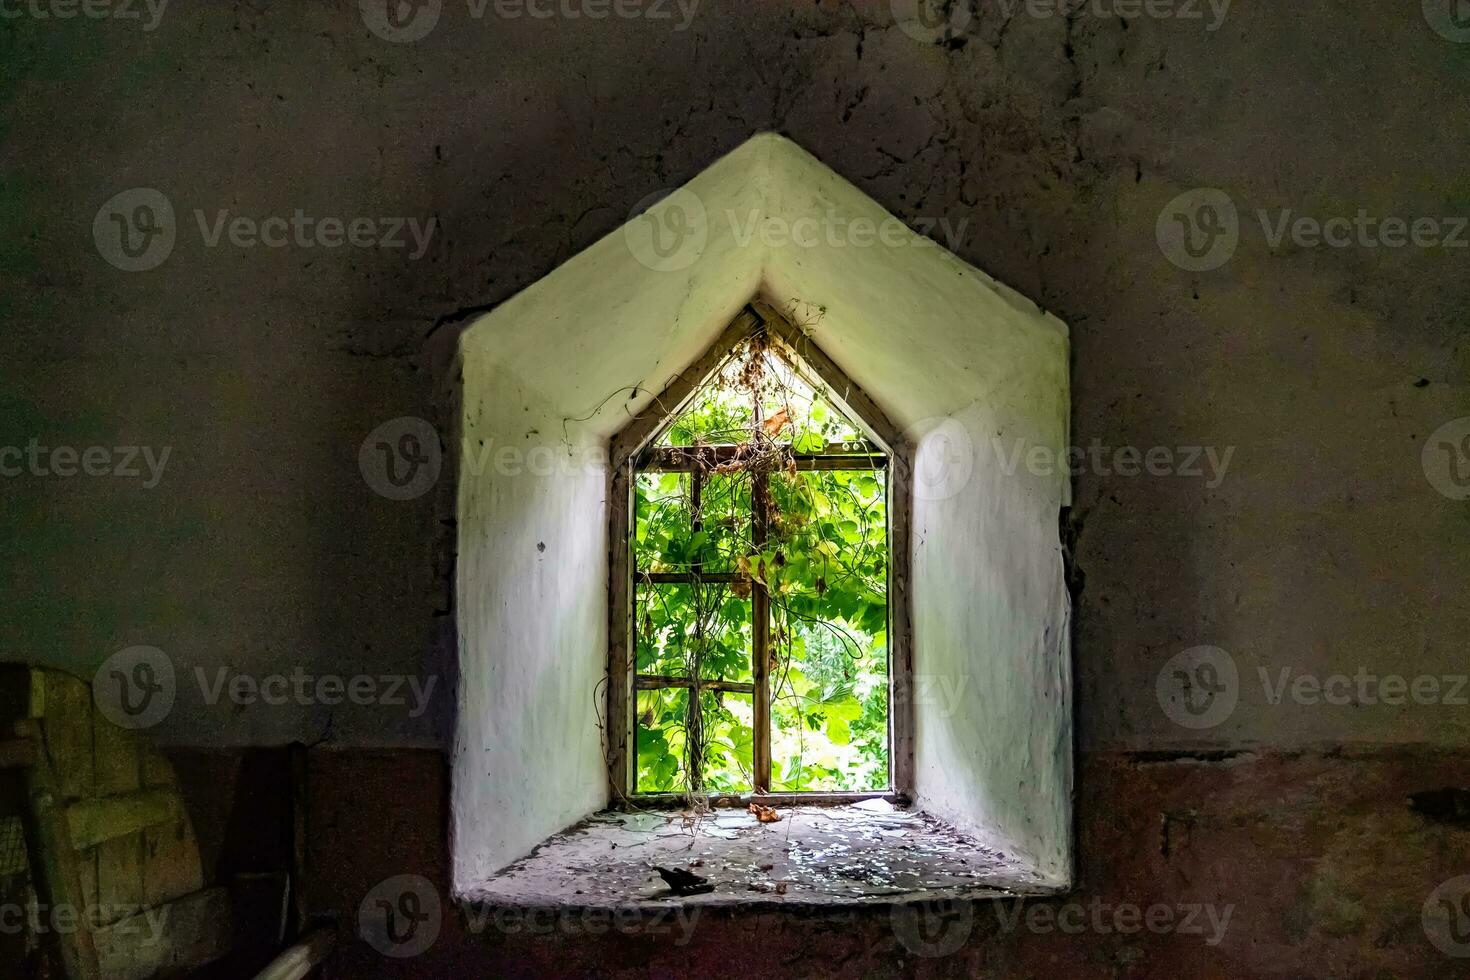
(623, 790), (899, 809)
(459, 801), (1063, 911)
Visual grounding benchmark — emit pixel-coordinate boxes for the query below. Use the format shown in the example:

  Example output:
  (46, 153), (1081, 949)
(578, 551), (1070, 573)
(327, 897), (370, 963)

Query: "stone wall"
(5, 0), (1468, 972)
(171, 745), (1470, 976)
(5, 0), (1465, 752)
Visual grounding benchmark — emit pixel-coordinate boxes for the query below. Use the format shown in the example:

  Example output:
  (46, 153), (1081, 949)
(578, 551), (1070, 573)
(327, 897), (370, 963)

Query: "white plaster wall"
(452, 145), (766, 889)
(453, 365), (609, 888)
(758, 138), (1072, 884)
(910, 403), (1073, 885)
(454, 133), (1071, 891)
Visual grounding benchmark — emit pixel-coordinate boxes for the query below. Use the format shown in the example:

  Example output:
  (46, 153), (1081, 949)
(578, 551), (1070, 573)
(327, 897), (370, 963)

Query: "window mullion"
(687, 467), (705, 791)
(751, 464), (772, 794)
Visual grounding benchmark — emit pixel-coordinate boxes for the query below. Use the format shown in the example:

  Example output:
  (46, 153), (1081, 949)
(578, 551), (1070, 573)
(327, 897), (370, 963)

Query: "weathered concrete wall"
(2, 2), (1463, 752)
(451, 138), (768, 883)
(178, 745), (1456, 977)
(757, 139), (1074, 882)
(453, 132), (1072, 885)
(453, 360), (610, 887)
(4, 1), (1467, 971)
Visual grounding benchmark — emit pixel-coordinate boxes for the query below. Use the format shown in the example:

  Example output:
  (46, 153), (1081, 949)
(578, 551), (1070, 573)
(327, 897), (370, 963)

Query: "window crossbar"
(608, 303), (915, 805)
(641, 443), (886, 472)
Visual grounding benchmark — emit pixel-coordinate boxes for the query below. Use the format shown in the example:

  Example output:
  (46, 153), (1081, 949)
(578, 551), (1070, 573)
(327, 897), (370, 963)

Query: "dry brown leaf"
(748, 802), (782, 823)
(760, 408), (791, 436)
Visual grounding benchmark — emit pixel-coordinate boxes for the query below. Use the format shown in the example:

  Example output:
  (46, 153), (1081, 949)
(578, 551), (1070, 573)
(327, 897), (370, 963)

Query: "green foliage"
(632, 337), (889, 796)
(657, 353), (865, 450)
(767, 468), (888, 792)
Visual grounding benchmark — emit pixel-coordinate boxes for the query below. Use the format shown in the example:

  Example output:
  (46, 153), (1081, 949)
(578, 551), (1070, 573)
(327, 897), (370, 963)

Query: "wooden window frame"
(606, 302), (914, 806)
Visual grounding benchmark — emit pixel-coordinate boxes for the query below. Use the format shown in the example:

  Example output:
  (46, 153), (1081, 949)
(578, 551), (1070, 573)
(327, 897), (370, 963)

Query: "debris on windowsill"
(748, 802), (782, 823)
(654, 866), (714, 896)
(464, 803), (1062, 909)
(746, 880), (788, 895)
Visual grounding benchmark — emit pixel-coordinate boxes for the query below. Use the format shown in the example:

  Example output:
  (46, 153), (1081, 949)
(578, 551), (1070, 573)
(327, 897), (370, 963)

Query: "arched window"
(452, 133), (1072, 897)
(606, 303), (914, 803)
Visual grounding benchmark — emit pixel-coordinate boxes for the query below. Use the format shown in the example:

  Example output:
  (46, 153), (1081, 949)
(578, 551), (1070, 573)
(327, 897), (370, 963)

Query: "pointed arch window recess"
(606, 303), (914, 805)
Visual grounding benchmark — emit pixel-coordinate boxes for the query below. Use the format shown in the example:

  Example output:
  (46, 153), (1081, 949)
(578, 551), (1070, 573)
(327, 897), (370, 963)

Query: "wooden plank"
(41, 671), (93, 802)
(609, 308), (762, 471)
(634, 675), (756, 694)
(686, 467), (706, 790)
(605, 463), (634, 799)
(690, 466), (704, 572)
(0, 738), (36, 769)
(79, 830), (100, 940)
(92, 698), (145, 925)
(0, 665), (45, 725)
(636, 571), (741, 584)
(141, 815), (201, 911)
(289, 743), (308, 935)
(888, 452), (916, 796)
(627, 790), (897, 808)
(0, 771), (30, 969)
(140, 746), (203, 910)
(751, 467), (772, 795)
(642, 444), (886, 472)
(138, 747), (172, 790)
(16, 718), (101, 980)
(93, 885), (231, 980)
(251, 926), (337, 980)
(67, 789), (179, 850)
(94, 837), (144, 928)
(92, 704), (140, 797)
(654, 440), (882, 459)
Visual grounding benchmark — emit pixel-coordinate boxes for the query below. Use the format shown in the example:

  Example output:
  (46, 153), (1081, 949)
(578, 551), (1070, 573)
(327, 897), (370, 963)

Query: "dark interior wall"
(294, 748), (1469, 979)
(4, 1), (1467, 750)
(3, 1), (1468, 974)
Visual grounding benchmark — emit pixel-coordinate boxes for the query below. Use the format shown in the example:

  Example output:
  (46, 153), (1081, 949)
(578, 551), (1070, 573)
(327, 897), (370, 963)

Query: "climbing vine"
(632, 332), (889, 800)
